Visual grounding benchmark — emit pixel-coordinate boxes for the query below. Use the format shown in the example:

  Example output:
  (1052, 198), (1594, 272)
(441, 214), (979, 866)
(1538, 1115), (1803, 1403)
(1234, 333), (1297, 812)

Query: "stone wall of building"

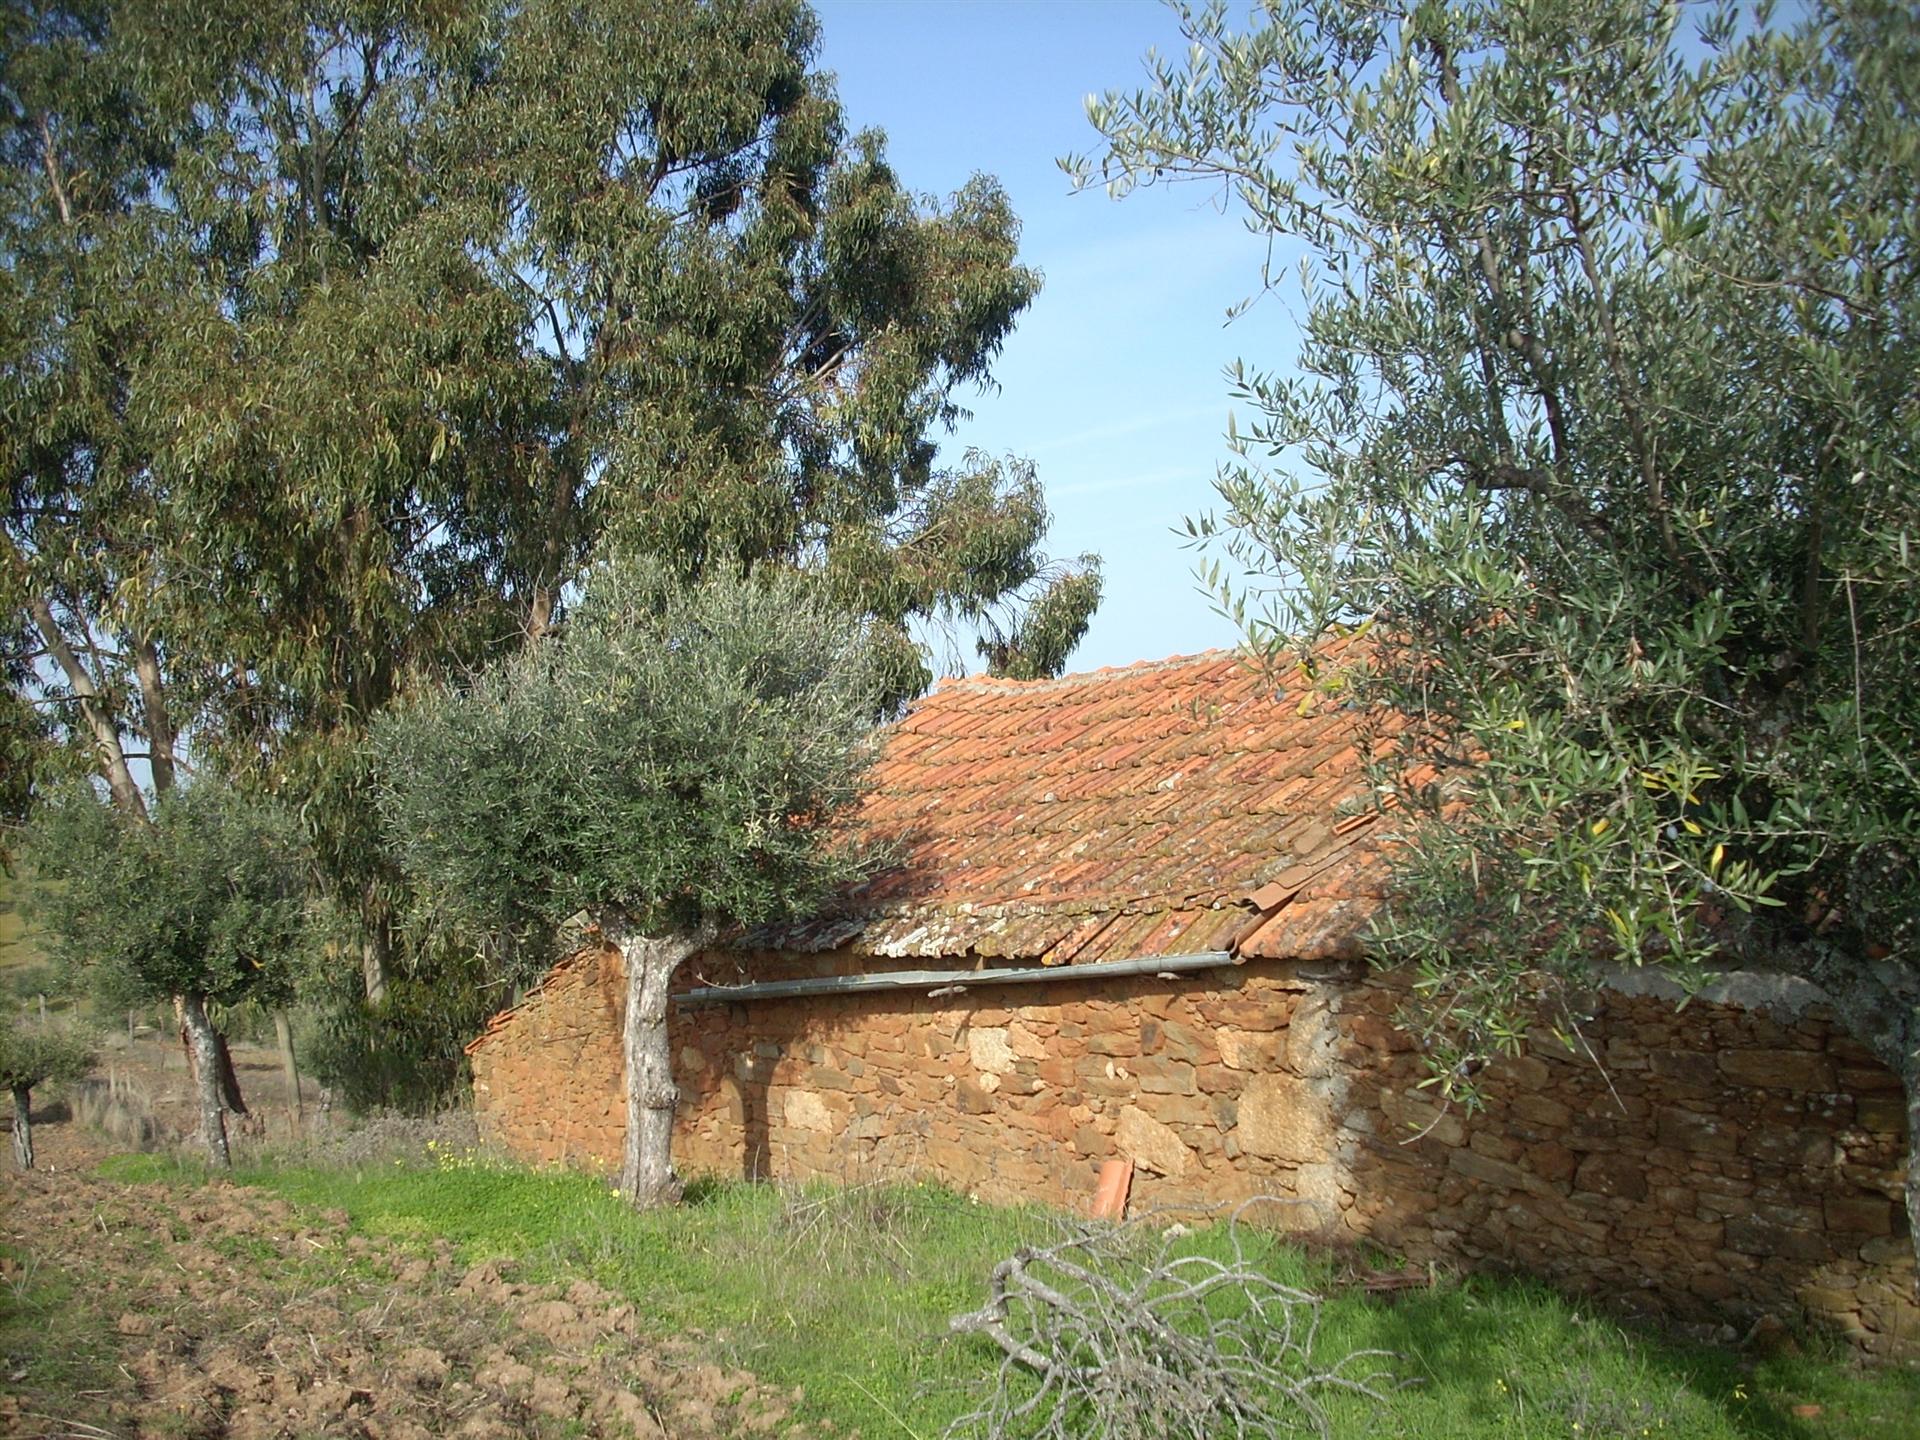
(468, 946), (1917, 1357)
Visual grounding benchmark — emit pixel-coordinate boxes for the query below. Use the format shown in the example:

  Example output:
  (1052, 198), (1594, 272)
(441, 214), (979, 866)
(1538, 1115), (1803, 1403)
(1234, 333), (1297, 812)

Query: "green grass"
(0, 1238), (123, 1403)
(96, 1152), (1920, 1440)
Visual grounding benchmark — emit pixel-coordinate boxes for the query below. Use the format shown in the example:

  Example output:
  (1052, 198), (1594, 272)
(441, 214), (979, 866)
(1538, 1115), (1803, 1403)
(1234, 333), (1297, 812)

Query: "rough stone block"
(1287, 997), (1340, 1079)
(1860, 1235), (1914, 1265)
(1215, 1028), (1283, 1071)
(1825, 1195), (1895, 1236)
(1006, 1021), (1050, 1060)
(1573, 1152), (1650, 1202)
(1797, 1285), (1858, 1315)
(1195, 1064), (1239, 1095)
(1656, 1107), (1740, 1156)
(1836, 1064), (1901, 1095)
(967, 1027), (1017, 1075)
(1448, 1148), (1527, 1192)
(1380, 1091), (1465, 1147)
(1718, 1049), (1836, 1092)
(1468, 1129), (1523, 1164)
(1238, 1071), (1333, 1163)
(1343, 1012), (1413, 1054)
(1740, 1127), (1833, 1167)
(1292, 1161), (1351, 1225)
(1117, 1106), (1192, 1179)
(1508, 1093), (1572, 1129)
(1724, 1215), (1831, 1263)
(1210, 1093), (1239, 1131)
(1137, 1063), (1198, 1096)
(1035, 1056), (1076, 1088)
(784, 1091), (833, 1134)
(1148, 1094), (1218, 1130)
(923, 1138), (988, 1186)
(1855, 1094), (1907, 1134)
(1527, 1141), (1578, 1184)
(1156, 1020), (1211, 1065)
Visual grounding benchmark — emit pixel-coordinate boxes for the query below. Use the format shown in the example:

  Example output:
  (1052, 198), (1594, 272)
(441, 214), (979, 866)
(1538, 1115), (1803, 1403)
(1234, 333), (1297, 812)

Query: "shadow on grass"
(1329, 1274), (1838, 1439)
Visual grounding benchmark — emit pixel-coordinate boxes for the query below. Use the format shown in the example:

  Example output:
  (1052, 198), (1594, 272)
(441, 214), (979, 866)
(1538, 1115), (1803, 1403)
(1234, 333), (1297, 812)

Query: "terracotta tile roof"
(770, 639), (1393, 964)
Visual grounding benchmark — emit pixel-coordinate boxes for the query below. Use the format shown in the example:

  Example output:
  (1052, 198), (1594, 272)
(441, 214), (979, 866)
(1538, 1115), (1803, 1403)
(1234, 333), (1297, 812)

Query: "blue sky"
(812, 0), (1301, 674)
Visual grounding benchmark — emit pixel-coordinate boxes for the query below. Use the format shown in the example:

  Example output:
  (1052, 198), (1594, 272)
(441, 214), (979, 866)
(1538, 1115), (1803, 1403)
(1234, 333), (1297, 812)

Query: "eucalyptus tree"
(1076, 0), (1920, 1251)
(3, 0), (1097, 1032)
(376, 559), (882, 1206)
(26, 779), (309, 1166)
(434, 0), (1099, 701)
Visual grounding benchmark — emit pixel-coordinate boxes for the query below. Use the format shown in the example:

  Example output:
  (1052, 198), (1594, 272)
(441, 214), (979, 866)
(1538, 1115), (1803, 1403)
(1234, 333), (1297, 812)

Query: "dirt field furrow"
(2, 1131), (806, 1440)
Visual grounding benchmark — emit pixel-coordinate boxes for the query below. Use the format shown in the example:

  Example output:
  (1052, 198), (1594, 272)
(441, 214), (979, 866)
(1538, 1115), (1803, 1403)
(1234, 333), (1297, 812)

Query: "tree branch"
(26, 596), (144, 817)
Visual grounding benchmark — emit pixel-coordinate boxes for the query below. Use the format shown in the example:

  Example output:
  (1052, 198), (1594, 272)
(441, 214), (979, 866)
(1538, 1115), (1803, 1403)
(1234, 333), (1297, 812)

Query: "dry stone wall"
(469, 946), (1917, 1357)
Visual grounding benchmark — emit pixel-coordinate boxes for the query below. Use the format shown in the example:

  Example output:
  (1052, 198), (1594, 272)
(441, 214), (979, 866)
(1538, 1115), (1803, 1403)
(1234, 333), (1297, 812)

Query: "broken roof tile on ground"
(772, 640), (1393, 964)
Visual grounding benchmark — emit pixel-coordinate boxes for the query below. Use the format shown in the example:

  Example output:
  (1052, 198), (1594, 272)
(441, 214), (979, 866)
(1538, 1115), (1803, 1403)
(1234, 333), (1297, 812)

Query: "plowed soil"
(1, 1119), (809, 1440)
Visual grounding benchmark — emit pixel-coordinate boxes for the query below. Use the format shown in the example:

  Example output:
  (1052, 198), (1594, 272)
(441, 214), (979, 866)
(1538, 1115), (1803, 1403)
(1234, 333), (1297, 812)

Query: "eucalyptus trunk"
(9, 1085), (31, 1171)
(611, 921), (713, 1209)
(361, 894), (392, 1005)
(274, 1009), (303, 1134)
(179, 993), (231, 1167)
(28, 597), (145, 817)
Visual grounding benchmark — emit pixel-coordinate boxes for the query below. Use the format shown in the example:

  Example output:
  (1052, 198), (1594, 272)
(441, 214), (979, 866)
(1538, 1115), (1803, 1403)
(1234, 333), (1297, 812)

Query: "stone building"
(468, 646), (1916, 1355)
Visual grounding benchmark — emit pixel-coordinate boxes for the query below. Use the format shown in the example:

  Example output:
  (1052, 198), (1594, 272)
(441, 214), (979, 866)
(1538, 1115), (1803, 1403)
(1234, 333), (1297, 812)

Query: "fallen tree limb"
(948, 1199), (1399, 1440)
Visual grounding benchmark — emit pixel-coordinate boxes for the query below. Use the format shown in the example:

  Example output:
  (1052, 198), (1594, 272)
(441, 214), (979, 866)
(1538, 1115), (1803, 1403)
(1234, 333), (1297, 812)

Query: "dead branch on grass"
(947, 1200), (1398, 1440)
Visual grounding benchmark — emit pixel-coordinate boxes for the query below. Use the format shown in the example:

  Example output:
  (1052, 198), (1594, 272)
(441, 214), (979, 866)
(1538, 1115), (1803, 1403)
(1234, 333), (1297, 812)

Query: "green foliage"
(1, 0), (1095, 790)
(303, 950), (497, 1113)
(0, 1016), (91, 1091)
(375, 559), (884, 953)
(3, 0), (1095, 1064)
(23, 780), (311, 1009)
(0, 633), (44, 859)
(1076, 1), (1920, 1094)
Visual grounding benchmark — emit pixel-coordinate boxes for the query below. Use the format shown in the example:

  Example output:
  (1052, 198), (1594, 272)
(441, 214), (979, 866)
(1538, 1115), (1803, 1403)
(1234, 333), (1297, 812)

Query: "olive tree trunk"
(213, 1030), (248, 1116)
(10, 1084), (32, 1171)
(611, 920), (714, 1209)
(174, 995), (247, 1118)
(179, 993), (231, 1167)
(1902, 1050), (1920, 1289)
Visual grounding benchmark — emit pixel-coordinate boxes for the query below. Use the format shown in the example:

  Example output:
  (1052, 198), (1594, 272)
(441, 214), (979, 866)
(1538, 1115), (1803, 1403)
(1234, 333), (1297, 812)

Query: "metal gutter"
(672, 949), (1237, 1006)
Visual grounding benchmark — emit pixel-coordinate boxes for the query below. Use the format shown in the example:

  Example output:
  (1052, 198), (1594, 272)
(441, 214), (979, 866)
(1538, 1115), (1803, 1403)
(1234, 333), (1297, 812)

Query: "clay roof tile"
(757, 644), (1385, 961)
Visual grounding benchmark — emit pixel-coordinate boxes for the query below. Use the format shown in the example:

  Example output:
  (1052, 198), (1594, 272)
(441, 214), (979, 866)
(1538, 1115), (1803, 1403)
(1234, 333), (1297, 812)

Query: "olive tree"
(26, 782), (309, 1166)
(0, 1019), (92, 1170)
(375, 560), (882, 1207)
(1075, 0), (1920, 1253)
